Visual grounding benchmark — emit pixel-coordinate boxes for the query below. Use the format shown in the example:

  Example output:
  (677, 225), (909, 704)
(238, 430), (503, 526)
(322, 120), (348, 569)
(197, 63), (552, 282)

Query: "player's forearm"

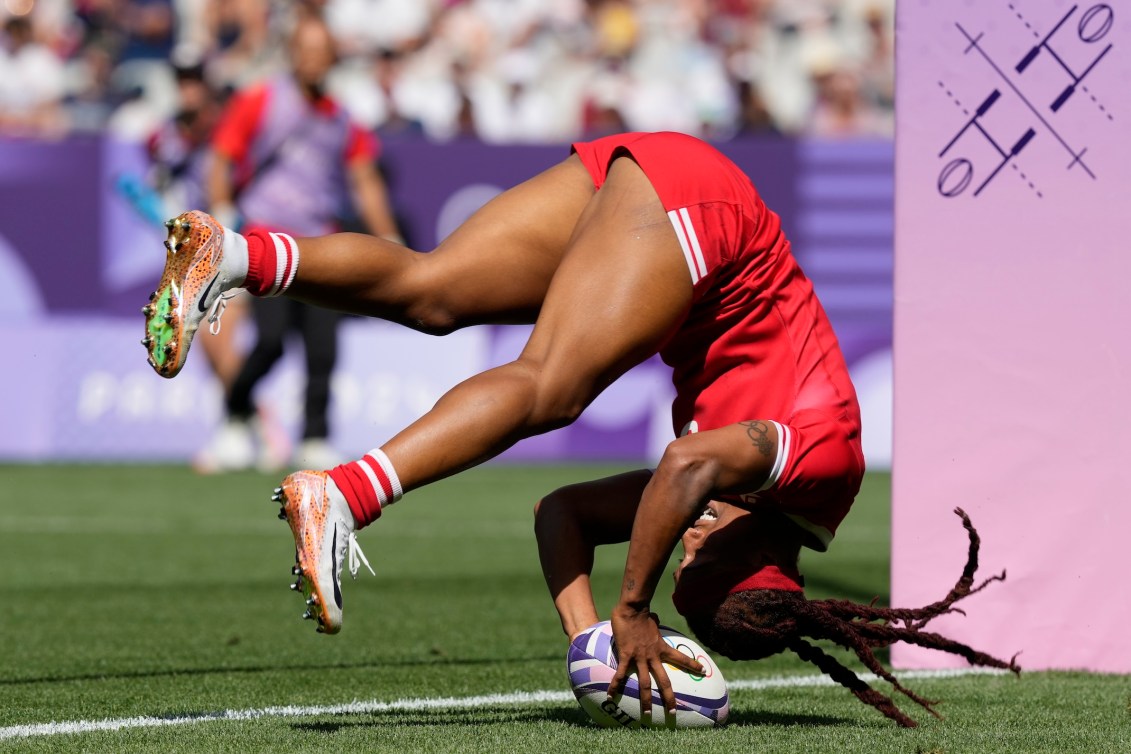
(206, 151), (236, 217)
(358, 190), (401, 242)
(351, 163), (402, 241)
(617, 452), (717, 612)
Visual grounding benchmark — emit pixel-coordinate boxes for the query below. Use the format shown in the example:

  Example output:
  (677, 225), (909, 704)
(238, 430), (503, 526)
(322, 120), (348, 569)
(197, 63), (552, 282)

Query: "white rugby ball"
(567, 620), (729, 729)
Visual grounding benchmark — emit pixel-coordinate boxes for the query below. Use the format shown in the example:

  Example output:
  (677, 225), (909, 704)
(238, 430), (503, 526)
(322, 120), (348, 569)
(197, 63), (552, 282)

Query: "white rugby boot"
(142, 210), (247, 378)
(273, 471), (374, 634)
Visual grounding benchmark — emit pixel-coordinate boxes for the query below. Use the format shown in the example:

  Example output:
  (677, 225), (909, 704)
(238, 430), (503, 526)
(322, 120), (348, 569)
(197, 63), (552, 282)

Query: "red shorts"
(572, 131), (765, 295)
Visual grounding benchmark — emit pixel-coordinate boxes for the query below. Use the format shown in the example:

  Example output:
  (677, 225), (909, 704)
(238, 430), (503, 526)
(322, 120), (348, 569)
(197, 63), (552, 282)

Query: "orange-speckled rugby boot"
(273, 471), (374, 634)
(142, 210), (247, 378)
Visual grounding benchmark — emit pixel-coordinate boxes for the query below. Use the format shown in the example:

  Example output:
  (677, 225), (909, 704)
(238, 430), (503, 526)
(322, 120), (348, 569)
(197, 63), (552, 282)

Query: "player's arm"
(207, 150), (238, 226)
(609, 421), (781, 715)
(207, 86), (266, 227)
(534, 470), (652, 640)
(345, 127), (402, 242)
(348, 159), (402, 242)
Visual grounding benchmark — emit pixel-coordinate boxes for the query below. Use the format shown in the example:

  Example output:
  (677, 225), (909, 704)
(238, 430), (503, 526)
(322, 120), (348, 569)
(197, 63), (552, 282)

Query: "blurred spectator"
(0, 15), (67, 137)
(326, 46), (429, 135)
(199, 13), (402, 473)
(67, 0), (181, 138)
(119, 0), (175, 62)
(734, 78), (779, 136)
(807, 64), (891, 138)
(324, 0), (435, 57)
(5, 0), (895, 143)
(858, 1), (894, 110)
(65, 34), (119, 131)
(199, 0), (277, 91)
(145, 56), (220, 211)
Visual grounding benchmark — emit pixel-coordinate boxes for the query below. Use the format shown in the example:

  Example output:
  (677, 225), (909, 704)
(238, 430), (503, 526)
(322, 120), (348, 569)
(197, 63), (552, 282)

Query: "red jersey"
(212, 76), (379, 236)
(213, 80), (377, 169)
(572, 132), (863, 550)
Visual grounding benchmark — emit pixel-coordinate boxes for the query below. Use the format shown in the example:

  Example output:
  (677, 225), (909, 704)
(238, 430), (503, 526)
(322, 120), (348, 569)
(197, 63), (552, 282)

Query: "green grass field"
(1, 464), (1127, 753)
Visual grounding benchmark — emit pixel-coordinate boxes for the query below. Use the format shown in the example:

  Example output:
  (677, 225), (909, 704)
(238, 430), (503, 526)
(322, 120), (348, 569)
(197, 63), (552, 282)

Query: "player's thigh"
(413, 155), (596, 325)
(519, 156), (693, 402)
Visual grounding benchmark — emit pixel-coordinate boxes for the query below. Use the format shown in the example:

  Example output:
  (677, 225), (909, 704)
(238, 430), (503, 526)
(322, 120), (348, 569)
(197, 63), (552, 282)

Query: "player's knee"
(495, 356), (591, 433)
(519, 363), (590, 430)
(533, 490), (556, 521)
(397, 255), (478, 336)
(403, 298), (460, 336)
(532, 493), (554, 534)
(528, 384), (587, 431)
(533, 486), (571, 540)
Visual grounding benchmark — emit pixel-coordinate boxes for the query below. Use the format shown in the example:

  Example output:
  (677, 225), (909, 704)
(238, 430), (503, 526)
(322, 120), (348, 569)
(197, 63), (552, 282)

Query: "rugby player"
(143, 131), (869, 716)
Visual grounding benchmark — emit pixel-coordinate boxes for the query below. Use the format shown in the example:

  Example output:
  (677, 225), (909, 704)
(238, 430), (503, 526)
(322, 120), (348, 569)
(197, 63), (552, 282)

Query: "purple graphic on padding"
(933, 3), (1115, 200)
(894, 0), (1129, 673)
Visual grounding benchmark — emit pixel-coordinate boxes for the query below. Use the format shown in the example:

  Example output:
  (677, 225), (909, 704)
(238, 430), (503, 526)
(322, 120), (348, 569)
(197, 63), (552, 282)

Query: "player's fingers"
(663, 645), (705, 676)
(607, 660), (629, 698)
(651, 659), (678, 715)
(635, 655), (653, 719)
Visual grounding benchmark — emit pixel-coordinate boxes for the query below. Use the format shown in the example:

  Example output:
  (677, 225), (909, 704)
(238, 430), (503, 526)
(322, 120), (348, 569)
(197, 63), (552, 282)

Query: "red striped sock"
(327, 448), (403, 529)
(243, 228), (300, 297)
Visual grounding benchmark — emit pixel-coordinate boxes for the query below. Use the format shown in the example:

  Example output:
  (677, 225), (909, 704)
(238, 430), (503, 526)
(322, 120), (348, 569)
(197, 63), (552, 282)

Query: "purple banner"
(1, 135), (892, 464)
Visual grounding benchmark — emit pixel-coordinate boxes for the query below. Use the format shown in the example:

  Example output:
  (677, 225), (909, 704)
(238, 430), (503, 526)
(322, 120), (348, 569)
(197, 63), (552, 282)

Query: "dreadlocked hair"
(684, 508), (1020, 728)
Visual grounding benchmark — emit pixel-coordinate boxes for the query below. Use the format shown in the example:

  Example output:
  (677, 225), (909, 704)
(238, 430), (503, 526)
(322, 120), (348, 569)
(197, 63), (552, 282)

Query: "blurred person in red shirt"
(198, 13), (401, 472)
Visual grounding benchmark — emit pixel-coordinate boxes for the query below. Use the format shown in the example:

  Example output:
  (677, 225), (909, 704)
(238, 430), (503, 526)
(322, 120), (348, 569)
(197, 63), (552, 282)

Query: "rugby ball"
(567, 620), (729, 729)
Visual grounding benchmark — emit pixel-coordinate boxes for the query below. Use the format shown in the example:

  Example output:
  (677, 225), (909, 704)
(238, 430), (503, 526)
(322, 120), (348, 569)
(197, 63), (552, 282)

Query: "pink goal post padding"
(892, 0), (1131, 671)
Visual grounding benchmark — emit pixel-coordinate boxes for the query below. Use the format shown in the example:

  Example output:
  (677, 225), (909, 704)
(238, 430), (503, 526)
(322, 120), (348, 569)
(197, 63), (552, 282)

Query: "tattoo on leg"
(740, 420), (775, 457)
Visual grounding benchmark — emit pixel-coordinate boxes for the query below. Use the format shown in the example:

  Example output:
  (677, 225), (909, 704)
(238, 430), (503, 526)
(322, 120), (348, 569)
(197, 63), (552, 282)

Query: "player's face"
(673, 499), (797, 590)
(674, 501), (734, 584)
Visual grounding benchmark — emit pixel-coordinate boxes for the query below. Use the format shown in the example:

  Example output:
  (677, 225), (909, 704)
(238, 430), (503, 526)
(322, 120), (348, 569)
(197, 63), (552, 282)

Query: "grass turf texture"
(1, 464), (1127, 753)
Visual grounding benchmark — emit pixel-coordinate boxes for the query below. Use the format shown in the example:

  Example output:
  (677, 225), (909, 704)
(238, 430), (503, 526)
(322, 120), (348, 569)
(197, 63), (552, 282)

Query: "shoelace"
(347, 532), (376, 579)
(207, 291), (238, 335)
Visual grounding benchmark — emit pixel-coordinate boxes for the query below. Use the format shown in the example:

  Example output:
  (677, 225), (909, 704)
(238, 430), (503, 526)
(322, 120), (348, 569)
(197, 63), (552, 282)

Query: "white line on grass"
(0, 668), (1007, 740)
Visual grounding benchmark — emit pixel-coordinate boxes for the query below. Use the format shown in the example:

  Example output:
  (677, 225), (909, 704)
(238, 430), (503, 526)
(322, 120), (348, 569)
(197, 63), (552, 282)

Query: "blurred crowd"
(0, 0), (893, 143)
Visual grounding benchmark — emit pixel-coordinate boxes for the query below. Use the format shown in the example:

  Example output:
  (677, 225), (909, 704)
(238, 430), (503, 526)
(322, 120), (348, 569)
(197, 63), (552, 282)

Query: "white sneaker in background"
(194, 418), (256, 473)
(292, 438), (343, 470)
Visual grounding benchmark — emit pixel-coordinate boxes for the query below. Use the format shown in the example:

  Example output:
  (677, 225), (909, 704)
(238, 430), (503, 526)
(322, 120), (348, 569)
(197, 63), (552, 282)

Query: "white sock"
(220, 225), (249, 289)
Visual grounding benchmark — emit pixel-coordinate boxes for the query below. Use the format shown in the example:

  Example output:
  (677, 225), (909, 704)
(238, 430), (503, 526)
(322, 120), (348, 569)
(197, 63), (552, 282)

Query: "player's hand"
(608, 605), (704, 721)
